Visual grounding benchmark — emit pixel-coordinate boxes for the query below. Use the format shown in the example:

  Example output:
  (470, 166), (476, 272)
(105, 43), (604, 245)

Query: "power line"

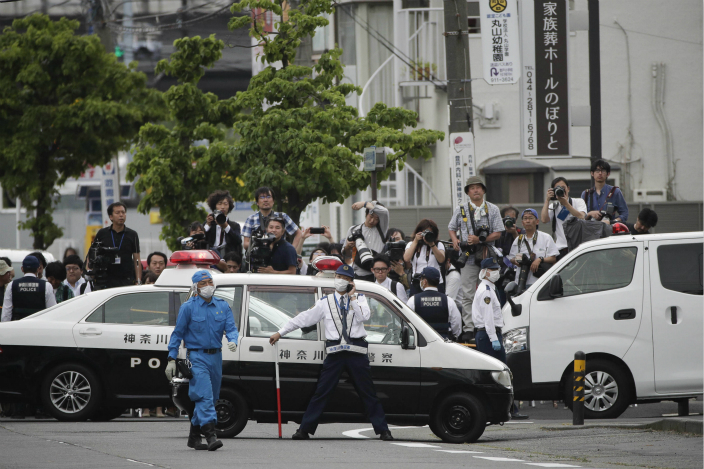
(106, 3), (232, 33)
(600, 23), (702, 46)
(107, 0), (230, 24)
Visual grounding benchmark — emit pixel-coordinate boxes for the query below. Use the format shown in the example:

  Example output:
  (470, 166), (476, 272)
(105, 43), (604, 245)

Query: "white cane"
(274, 341), (282, 438)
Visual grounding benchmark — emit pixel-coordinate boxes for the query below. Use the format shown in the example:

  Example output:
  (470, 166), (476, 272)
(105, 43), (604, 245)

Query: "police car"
(0, 250), (513, 443)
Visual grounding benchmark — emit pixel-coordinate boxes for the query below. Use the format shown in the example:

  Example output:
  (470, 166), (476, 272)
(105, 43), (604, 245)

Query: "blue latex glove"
(492, 340), (502, 351)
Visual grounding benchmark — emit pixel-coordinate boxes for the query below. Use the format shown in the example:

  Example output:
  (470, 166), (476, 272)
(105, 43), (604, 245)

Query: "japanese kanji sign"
(520, 0), (570, 157)
(448, 132), (476, 210)
(101, 159), (120, 227)
(480, 0), (521, 84)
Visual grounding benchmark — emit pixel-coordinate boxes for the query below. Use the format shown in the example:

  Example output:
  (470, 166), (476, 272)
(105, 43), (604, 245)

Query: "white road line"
(474, 456), (525, 462)
(436, 450), (485, 454)
(342, 426), (425, 439)
(392, 443), (441, 448)
(126, 459), (155, 467)
(505, 421), (534, 424)
(524, 464), (581, 468)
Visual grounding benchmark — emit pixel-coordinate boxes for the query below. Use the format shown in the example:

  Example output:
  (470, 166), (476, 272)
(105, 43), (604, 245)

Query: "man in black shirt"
(91, 202), (142, 288)
(255, 216), (297, 275)
(625, 208), (658, 235)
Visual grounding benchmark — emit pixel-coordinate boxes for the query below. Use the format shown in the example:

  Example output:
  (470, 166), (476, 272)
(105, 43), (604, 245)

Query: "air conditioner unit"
(633, 188), (667, 202)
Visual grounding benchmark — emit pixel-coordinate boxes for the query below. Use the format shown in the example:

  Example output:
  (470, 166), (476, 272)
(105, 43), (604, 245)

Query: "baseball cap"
(419, 266), (441, 282)
(192, 270), (213, 283)
(22, 255), (40, 271)
(521, 208), (539, 220)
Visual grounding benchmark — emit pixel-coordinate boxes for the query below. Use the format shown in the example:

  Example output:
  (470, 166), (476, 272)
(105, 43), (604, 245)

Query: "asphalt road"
(0, 401), (701, 469)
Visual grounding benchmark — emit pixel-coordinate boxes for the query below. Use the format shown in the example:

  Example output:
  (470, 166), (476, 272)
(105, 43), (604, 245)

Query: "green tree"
(0, 15), (164, 249)
(127, 35), (243, 251)
(227, 0), (444, 223)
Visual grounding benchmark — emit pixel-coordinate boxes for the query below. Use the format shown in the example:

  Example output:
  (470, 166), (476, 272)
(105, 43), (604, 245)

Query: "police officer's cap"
(480, 257), (500, 270)
(22, 255), (40, 271)
(192, 270), (213, 283)
(419, 266), (441, 282)
(463, 175), (487, 194)
(335, 264), (354, 279)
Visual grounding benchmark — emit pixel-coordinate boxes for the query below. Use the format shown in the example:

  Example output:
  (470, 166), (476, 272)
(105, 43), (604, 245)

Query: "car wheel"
(41, 363), (101, 421)
(215, 388), (249, 438)
(430, 393), (486, 443)
(564, 359), (631, 419)
(90, 407), (126, 421)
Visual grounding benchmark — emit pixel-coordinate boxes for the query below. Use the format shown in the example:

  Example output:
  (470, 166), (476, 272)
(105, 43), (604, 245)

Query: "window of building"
(467, 1), (480, 34)
(657, 244), (704, 295)
(485, 173), (544, 204)
(312, 13), (332, 53)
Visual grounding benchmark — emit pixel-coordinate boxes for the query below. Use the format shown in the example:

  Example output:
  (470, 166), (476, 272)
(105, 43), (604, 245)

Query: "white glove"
(227, 342), (237, 352)
(165, 360), (177, 381)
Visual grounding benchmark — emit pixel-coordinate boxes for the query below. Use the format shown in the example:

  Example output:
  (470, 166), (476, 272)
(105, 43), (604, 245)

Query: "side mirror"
(504, 281), (522, 317)
(549, 275), (564, 298)
(504, 281), (518, 296)
(401, 326), (415, 349)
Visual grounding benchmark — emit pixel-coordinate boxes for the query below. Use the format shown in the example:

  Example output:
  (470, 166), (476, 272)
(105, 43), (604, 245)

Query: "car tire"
(564, 359), (632, 419)
(90, 406), (126, 421)
(41, 363), (102, 421)
(430, 392), (486, 444)
(215, 388), (249, 438)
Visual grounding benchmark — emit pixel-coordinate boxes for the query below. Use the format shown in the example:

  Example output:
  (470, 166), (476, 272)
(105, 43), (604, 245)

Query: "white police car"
(0, 251), (513, 443)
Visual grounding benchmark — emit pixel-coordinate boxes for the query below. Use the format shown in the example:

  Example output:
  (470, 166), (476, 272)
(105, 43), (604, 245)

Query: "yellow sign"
(150, 211), (163, 225)
(84, 225), (102, 257)
(490, 0), (507, 12)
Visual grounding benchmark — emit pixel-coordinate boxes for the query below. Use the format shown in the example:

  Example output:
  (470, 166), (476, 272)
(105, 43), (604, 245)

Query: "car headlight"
(503, 327), (528, 354)
(491, 369), (513, 388)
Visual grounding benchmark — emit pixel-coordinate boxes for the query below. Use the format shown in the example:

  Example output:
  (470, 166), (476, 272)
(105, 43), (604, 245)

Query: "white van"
(502, 232), (703, 419)
(0, 249), (56, 278)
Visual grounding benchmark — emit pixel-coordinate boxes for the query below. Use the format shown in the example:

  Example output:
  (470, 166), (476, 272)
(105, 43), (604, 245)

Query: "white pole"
(15, 197), (20, 249)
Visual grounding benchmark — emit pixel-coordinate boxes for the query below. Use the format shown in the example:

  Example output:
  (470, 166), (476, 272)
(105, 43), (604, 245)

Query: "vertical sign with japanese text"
(480, 0), (521, 85)
(101, 159), (119, 227)
(520, 0), (570, 157)
(449, 132), (476, 209)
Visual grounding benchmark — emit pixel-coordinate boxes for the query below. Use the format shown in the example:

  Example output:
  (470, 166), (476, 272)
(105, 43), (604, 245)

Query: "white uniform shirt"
(548, 198), (588, 250)
(2, 273), (57, 322)
(405, 242), (445, 284)
(509, 230), (560, 286)
(471, 279), (504, 342)
(444, 267), (463, 304)
(63, 277), (91, 296)
(278, 291), (370, 340)
(375, 277), (409, 303)
(406, 287), (462, 339)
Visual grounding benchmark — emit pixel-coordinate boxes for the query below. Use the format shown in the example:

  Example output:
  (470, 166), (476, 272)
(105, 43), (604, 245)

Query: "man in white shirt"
(269, 264), (393, 441)
(509, 209), (560, 288)
(63, 255), (91, 296)
(371, 256), (408, 303)
(540, 177), (587, 260)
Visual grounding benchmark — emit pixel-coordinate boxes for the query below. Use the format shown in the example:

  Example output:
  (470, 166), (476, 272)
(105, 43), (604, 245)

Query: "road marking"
(474, 456), (525, 462)
(342, 426), (424, 439)
(505, 421), (534, 424)
(524, 464), (581, 468)
(392, 443), (441, 448)
(436, 450), (485, 454)
(126, 459), (155, 467)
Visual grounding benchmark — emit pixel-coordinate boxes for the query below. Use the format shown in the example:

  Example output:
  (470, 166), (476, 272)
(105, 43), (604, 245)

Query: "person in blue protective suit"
(269, 264), (394, 441)
(165, 270), (238, 451)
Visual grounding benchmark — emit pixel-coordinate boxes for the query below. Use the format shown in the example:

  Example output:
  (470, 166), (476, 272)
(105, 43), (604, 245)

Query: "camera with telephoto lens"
(599, 203), (615, 221)
(84, 240), (119, 290)
(348, 228), (374, 270)
(552, 186), (566, 200)
(248, 232), (277, 272)
(421, 230), (437, 244)
(502, 217), (516, 229)
(475, 225), (490, 243)
(211, 211), (227, 225)
(384, 240), (407, 262)
(515, 253), (533, 296)
(178, 232), (207, 250)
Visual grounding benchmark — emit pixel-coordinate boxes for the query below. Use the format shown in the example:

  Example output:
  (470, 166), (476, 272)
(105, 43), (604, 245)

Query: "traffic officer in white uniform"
(472, 258), (528, 419)
(406, 267), (461, 340)
(269, 264), (393, 441)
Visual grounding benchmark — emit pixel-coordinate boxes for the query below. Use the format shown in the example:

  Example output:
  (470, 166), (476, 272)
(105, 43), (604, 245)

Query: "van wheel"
(215, 388), (249, 438)
(565, 359), (631, 419)
(431, 393), (486, 443)
(41, 363), (101, 421)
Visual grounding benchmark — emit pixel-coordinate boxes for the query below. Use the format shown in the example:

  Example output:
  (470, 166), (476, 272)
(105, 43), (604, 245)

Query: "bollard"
(677, 398), (690, 417)
(573, 351), (585, 425)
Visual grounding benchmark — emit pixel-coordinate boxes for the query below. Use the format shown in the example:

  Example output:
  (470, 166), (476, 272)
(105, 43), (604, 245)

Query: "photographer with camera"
(296, 226), (334, 254)
(625, 208), (658, 235)
(383, 228), (410, 291)
(204, 190), (242, 256)
(252, 216), (297, 275)
(343, 201), (389, 281)
(509, 209), (559, 291)
(448, 176), (504, 343)
(581, 159), (629, 225)
(371, 255), (408, 303)
(403, 219), (445, 296)
(405, 267), (461, 341)
(242, 187), (302, 250)
(540, 177), (587, 260)
(89, 202), (142, 288)
(495, 207), (523, 306)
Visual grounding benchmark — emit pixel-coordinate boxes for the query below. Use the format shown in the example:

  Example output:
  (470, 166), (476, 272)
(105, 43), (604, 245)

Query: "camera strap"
(111, 229), (126, 250)
(520, 232), (538, 258)
(583, 186), (618, 212)
(460, 204), (479, 238)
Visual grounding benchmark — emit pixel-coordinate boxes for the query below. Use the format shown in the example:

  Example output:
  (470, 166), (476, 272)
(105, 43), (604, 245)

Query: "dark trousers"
(475, 329), (506, 364)
(299, 352), (389, 435)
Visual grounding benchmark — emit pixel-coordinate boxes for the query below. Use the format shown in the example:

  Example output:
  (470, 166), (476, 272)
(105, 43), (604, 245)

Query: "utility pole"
(123, 0), (134, 65)
(443, 0), (472, 135)
(88, 0), (114, 52)
(588, 0), (601, 185)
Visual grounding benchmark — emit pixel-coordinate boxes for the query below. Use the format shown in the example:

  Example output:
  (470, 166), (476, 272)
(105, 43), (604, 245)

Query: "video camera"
(178, 233), (207, 250)
(383, 240), (406, 262)
(348, 228), (374, 271)
(248, 231), (277, 272)
(84, 240), (119, 290)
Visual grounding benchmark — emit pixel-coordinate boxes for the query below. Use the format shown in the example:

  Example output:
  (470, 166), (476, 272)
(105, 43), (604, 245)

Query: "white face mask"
(420, 280), (427, 291)
(487, 270), (500, 283)
(199, 285), (216, 299)
(334, 278), (350, 293)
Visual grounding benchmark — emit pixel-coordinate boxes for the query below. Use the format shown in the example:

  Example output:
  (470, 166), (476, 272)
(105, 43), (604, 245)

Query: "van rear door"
(648, 238), (703, 394)
(529, 242), (644, 384)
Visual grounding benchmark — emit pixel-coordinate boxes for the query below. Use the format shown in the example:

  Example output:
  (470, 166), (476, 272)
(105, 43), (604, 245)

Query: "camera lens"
(422, 230), (437, 243)
(554, 186), (565, 198)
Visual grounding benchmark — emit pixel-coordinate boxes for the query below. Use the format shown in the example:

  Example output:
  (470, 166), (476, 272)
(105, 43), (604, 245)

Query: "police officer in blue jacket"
(269, 264), (393, 441)
(166, 270), (239, 451)
(405, 267), (461, 341)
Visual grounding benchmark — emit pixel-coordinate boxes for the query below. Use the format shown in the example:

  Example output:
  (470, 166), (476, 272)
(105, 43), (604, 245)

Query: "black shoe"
(379, 431), (394, 441)
(292, 430), (310, 440)
(459, 331), (475, 344)
(511, 412), (529, 420)
(201, 422), (223, 451)
(187, 424), (208, 450)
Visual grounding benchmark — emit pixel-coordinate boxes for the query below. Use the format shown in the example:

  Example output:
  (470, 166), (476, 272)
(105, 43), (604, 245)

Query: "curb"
(540, 418), (702, 435)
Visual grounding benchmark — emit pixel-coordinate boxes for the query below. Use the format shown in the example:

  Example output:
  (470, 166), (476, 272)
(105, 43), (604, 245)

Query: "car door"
(529, 242), (644, 383)
(73, 290), (174, 398)
(237, 286), (324, 413)
(648, 238), (703, 394)
(323, 289), (421, 416)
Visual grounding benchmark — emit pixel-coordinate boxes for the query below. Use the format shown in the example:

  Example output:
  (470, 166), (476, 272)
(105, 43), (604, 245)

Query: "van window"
(177, 287), (243, 329)
(557, 247), (638, 298)
(247, 287), (317, 340)
(88, 292), (170, 325)
(657, 243), (704, 295)
(364, 294), (413, 346)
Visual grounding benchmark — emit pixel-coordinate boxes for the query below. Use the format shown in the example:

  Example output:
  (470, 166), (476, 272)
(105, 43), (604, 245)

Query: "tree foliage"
(0, 14), (164, 249)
